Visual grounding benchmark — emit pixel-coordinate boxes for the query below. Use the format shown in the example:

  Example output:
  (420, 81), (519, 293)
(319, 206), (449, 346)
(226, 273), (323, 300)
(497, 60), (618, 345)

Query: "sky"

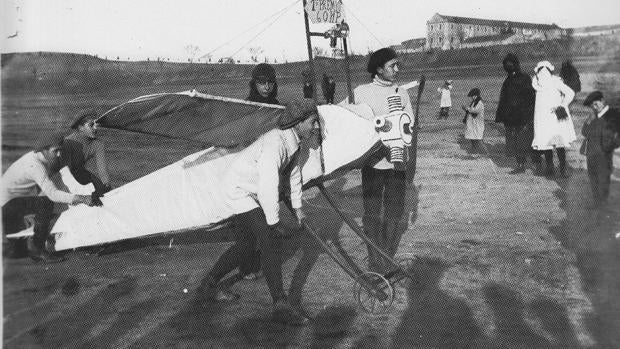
(2, 0), (619, 63)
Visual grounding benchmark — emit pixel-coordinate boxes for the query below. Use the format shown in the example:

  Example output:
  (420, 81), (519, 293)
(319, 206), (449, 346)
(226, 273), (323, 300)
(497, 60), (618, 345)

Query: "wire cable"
(202, 0), (301, 59)
(228, 1), (298, 59)
(341, 2), (384, 47)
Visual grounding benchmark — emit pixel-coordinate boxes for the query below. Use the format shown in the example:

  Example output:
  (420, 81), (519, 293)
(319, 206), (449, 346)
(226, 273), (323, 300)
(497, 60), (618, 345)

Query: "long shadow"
(548, 166), (620, 348)
(390, 257), (484, 349)
(483, 283), (552, 348)
(529, 297), (580, 348)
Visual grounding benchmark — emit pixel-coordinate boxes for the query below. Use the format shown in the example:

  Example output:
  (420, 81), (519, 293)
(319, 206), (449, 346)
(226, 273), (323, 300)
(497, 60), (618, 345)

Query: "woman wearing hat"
(531, 60), (576, 177)
(462, 88), (485, 153)
(247, 63), (279, 104)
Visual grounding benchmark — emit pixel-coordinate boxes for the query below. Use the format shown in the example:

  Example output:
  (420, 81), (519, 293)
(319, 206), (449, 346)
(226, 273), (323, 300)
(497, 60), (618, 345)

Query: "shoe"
(272, 299), (309, 326)
(243, 271), (263, 281)
(509, 166), (526, 175)
(27, 237), (65, 263)
(201, 275), (241, 303)
(213, 288), (241, 302)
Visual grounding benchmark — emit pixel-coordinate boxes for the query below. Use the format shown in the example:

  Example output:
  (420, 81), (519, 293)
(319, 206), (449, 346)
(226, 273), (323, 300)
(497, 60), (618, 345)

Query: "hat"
(70, 109), (98, 129)
(34, 131), (66, 152)
(534, 61), (554, 73)
(367, 48), (397, 76)
(445, 80), (453, 85)
(583, 91), (604, 106)
(278, 99), (318, 130)
(467, 88), (481, 97)
(252, 63), (276, 82)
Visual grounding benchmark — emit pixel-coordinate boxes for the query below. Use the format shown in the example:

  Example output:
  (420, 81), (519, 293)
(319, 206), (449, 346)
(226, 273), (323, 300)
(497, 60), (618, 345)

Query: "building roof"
(429, 13), (562, 30)
(462, 33), (516, 44)
(570, 23), (620, 33)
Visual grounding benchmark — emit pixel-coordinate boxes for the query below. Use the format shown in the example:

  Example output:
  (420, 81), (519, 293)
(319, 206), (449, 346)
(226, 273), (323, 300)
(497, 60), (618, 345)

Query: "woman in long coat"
(531, 61), (576, 177)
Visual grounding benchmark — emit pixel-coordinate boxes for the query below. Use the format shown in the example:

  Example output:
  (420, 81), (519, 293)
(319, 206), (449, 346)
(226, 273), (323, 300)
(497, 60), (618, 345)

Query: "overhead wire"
(201, 0), (301, 59)
(341, 2), (385, 50)
(228, 0), (299, 59)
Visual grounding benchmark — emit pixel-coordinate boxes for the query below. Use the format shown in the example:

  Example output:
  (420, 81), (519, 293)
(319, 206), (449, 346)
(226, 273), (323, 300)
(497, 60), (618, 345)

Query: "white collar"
(597, 105), (609, 118)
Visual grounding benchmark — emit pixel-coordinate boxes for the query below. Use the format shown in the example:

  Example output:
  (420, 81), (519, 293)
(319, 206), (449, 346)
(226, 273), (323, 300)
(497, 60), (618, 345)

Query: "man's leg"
(382, 170), (407, 259)
(361, 166), (385, 273)
(599, 153), (614, 203)
(242, 208), (286, 302)
(587, 156), (602, 204)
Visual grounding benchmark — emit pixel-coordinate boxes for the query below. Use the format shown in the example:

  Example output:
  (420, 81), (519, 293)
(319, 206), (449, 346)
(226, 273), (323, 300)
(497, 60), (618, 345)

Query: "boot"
(27, 237), (65, 263)
(272, 298), (309, 326)
(202, 275), (240, 303)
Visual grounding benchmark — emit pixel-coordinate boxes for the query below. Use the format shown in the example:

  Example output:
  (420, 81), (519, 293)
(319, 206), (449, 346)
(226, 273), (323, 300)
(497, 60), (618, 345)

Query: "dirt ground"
(3, 77), (620, 348)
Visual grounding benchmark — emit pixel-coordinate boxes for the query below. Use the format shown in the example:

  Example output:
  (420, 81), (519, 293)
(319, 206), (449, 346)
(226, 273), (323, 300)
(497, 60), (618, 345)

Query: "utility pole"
(302, 0), (317, 102)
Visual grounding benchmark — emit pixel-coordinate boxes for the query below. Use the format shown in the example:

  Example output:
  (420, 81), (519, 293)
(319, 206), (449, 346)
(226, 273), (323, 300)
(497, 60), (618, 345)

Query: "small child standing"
(462, 88), (485, 153)
(437, 80), (453, 119)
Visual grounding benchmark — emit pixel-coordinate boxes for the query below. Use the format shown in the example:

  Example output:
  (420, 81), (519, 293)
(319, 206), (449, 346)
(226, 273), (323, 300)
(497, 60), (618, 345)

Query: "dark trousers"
(505, 124), (540, 165)
(361, 167), (407, 272)
(208, 208), (285, 302)
(542, 148), (567, 171)
(2, 196), (54, 249)
(587, 152), (613, 204)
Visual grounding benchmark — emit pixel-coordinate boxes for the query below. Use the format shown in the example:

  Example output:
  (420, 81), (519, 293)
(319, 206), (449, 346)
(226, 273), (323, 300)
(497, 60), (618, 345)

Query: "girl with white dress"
(462, 88), (485, 153)
(531, 61), (576, 177)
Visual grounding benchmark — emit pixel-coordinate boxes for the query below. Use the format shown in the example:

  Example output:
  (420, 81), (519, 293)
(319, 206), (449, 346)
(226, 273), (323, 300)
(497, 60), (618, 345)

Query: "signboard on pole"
(304, 0), (345, 24)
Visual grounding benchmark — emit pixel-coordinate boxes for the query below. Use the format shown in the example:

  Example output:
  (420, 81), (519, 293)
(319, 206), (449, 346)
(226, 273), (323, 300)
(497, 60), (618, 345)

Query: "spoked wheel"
(353, 271), (394, 313)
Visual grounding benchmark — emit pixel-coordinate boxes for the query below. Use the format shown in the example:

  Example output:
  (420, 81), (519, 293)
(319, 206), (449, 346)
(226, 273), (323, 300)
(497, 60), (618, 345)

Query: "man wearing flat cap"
(2, 132), (96, 262)
(581, 91), (620, 207)
(61, 109), (112, 198)
(201, 99), (319, 325)
(343, 47), (416, 274)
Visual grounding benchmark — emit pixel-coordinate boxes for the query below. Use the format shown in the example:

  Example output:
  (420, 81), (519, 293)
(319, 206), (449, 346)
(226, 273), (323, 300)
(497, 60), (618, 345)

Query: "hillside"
(2, 36), (619, 95)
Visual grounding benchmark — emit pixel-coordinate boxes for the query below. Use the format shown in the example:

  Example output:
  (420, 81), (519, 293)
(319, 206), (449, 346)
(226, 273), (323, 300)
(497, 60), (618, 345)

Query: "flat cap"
(70, 109), (99, 129)
(583, 91), (604, 106)
(278, 99), (318, 130)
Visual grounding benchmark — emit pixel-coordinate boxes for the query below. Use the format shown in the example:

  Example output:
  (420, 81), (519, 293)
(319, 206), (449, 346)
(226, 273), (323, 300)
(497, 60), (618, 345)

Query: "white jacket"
(223, 128), (302, 225)
(531, 75), (576, 150)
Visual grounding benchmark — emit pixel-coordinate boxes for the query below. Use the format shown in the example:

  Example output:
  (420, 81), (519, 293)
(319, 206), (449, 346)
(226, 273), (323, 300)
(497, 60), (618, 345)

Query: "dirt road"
(4, 109), (619, 348)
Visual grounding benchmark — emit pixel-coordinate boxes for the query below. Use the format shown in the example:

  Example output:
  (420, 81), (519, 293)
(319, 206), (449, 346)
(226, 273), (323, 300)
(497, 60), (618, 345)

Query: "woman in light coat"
(531, 61), (576, 177)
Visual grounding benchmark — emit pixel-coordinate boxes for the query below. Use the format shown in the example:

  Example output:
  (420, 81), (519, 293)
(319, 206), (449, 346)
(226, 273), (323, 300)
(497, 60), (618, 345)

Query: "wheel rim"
(353, 271), (394, 313)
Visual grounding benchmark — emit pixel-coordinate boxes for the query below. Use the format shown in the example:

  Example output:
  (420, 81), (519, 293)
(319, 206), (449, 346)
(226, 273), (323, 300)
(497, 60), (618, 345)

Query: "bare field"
(2, 72), (620, 348)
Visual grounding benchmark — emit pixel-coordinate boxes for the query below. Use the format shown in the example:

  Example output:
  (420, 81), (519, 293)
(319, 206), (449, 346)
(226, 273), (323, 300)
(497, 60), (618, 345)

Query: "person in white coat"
(531, 61), (576, 177)
(462, 88), (485, 153)
(437, 80), (453, 119)
(202, 99), (319, 326)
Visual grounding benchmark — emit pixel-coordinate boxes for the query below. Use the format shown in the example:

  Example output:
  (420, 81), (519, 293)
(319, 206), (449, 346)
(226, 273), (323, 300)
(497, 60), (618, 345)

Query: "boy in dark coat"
(581, 91), (620, 207)
(495, 53), (542, 174)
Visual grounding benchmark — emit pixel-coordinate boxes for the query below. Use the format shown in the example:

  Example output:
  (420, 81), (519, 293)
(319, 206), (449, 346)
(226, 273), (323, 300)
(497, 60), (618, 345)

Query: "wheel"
(353, 271), (394, 314)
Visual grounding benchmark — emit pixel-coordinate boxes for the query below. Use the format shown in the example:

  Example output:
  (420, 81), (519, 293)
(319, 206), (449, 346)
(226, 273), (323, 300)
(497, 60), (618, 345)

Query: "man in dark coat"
(581, 91), (620, 207)
(495, 53), (542, 174)
(321, 73), (336, 104)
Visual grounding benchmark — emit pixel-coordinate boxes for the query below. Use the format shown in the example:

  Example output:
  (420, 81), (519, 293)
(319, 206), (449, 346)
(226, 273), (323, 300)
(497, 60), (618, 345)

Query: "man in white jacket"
(202, 99), (319, 326)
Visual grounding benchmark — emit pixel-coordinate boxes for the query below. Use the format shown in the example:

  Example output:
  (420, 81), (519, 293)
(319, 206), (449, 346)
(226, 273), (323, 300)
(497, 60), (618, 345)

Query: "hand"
(90, 192), (104, 206)
(294, 208), (306, 229)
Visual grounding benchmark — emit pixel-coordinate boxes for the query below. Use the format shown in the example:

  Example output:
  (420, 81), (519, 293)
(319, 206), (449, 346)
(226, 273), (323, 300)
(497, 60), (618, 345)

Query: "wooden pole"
(302, 0), (318, 102)
(342, 37), (354, 103)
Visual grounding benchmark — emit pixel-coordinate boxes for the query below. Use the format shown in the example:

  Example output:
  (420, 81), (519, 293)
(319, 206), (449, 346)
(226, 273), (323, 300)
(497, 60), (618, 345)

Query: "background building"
(426, 13), (566, 50)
